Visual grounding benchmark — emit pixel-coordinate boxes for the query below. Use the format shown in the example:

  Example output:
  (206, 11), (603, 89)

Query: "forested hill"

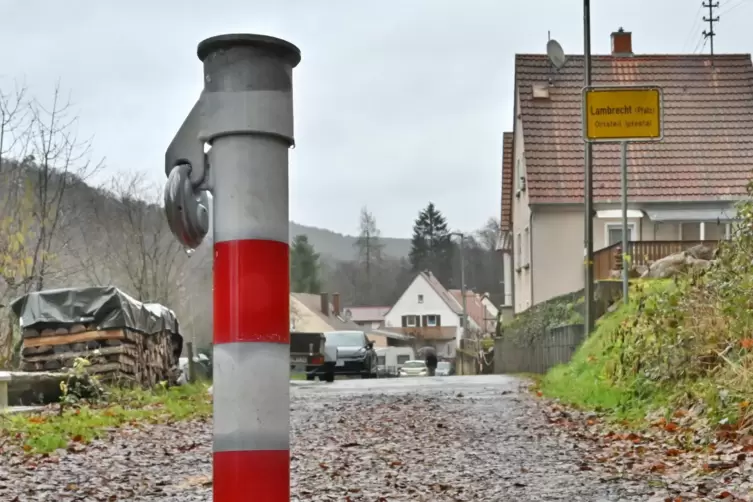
(289, 222), (410, 261)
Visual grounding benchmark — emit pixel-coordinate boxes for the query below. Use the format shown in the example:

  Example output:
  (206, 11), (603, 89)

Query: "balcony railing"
(593, 240), (719, 280)
(385, 326), (457, 341)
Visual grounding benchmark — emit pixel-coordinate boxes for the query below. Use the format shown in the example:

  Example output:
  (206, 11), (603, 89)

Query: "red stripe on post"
(214, 450), (289, 501)
(214, 239), (290, 345)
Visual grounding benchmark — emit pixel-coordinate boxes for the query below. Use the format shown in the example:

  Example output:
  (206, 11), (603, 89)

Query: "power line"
(682, 4), (704, 52)
(699, 37), (710, 55)
(702, 1), (720, 57)
(720, 0), (750, 15)
(691, 34), (706, 54)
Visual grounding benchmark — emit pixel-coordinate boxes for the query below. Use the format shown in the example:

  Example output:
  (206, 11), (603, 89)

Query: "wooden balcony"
(384, 326), (457, 341)
(594, 240), (719, 280)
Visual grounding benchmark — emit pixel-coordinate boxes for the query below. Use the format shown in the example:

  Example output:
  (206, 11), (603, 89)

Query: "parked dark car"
(307, 330), (378, 382)
(290, 331), (327, 376)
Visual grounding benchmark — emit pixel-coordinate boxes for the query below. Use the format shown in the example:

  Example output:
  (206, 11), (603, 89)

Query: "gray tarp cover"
(10, 287), (182, 354)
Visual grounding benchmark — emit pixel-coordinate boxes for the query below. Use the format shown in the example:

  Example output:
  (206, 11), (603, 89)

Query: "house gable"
(383, 272), (462, 329)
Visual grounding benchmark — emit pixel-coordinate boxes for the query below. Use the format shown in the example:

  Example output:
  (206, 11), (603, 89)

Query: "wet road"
(2, 376), (659, 501)
(290, 375), (653, 501)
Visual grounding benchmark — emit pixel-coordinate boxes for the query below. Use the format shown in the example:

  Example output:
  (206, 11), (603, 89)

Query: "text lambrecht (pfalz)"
(584, 87), (662, 141)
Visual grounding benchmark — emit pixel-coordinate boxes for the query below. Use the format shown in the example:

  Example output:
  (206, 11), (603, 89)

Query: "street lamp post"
(450, 232), (467, 347)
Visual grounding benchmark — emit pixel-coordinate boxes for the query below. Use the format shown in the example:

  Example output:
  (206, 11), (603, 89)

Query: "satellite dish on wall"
(546, 39), (567, 69)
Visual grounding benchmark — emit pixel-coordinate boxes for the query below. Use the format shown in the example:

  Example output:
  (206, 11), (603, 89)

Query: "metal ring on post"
(164, 163), (209, 249)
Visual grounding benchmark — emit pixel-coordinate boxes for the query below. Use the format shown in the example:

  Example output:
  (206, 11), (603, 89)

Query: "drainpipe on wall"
(529, 212), (534, 306)
(510, 247), (517, 314)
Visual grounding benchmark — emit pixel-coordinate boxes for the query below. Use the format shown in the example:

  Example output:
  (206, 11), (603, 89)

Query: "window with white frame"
(605, 223), (635, 247)
(403, 315), (418, 327)
(425, 315), (438, 327)
(523, 226), (530, 267)
(417, 294), (424, 303)
(516, 232), (522, 271)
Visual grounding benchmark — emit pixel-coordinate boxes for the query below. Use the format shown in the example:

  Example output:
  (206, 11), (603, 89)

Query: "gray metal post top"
(197, 33), (301, 67)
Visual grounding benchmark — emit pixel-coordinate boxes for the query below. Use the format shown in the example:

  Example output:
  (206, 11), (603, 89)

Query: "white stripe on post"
(213, 343), (290, 452)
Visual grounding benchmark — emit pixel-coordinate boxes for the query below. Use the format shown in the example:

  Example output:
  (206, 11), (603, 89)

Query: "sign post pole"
(163, 34), (302, 501)
(582, 85), (664, 302)
(620, 141), (629, 301)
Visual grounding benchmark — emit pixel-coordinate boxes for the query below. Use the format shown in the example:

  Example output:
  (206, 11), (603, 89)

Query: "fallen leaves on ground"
(289, 380), (653, 501)
(537, 394), (753, 501)
(0, 377), (727, 501)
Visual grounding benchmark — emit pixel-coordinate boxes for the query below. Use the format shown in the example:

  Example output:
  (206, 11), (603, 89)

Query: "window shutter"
(436, 315), (441, 326)
(401, 315), (408, 327)
(421, 315), (428, 327)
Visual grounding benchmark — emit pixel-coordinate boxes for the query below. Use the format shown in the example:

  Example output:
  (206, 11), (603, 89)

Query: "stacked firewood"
(20, 324), (181, 386)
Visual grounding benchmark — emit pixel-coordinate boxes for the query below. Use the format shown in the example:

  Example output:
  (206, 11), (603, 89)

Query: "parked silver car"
(398, 360), (428, 377)
(435, 361), (452, 376)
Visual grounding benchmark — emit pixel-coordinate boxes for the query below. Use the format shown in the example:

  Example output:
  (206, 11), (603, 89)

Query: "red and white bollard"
(164, 34), (301, 501)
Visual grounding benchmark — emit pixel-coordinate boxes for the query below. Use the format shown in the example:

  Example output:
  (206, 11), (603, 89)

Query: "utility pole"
(583, 0), (595, 335)
(620, 141), (629, 302)
(451, 232), (467, 347)
(702, 1), (720, 57)
(164, 34), (301, 501)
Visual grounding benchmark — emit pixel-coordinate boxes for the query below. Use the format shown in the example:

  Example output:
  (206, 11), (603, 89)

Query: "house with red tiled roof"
(382, 271), (484, 357)
(448, 290), (497, 336)
(291, 293), (410, 348)
(341, 306), (390, 330)
(500, 29), (752, 313)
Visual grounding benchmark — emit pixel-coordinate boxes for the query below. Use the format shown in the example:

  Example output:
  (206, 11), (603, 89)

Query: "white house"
(383, 271), (481, 357)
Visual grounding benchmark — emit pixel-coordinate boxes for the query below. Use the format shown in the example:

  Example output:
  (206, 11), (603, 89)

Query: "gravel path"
(0, 376), (660, 501)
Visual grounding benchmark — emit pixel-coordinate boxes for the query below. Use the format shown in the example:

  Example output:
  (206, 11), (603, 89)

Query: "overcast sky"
(0, 0), (748, 237)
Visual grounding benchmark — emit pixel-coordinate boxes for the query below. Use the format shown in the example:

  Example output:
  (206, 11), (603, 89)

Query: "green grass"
(290, 372), (307, 380)
(0, 383), (212, 454)
(540, 280), (674, 425)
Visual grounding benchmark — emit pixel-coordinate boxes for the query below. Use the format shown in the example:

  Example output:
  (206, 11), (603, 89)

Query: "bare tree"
(475, 217), (501, 251)
(25, 82), (104, 291)
(354, 206), (385, 283)
(0, 82), (37, 365)
(0, 80), (31, 173)
(351, 207), (388, 304)
(84, 170), (187, 305)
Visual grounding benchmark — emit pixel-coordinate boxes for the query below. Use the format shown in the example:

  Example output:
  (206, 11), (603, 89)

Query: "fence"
(493, 323), (585, 374)
(455, 339), (494, 376)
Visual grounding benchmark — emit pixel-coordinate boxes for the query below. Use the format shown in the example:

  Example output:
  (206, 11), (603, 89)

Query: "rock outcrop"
(611, 244), (716, 280)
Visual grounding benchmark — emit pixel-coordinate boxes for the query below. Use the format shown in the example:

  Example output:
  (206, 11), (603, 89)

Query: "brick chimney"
(611, 27), (632, 56)
(320, 292), (330, 316)
(332, 293), (341, 316)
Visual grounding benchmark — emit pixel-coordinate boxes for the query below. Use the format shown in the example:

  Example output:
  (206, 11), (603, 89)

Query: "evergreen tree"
(409, 202), (453, 283)
(290, 235), (322, 293)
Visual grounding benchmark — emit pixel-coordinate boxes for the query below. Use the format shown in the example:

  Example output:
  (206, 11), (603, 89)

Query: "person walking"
(418, 345), (438, 376)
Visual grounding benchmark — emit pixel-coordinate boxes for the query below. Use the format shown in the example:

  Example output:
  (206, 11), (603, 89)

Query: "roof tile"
(515, 54), (753, 203)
